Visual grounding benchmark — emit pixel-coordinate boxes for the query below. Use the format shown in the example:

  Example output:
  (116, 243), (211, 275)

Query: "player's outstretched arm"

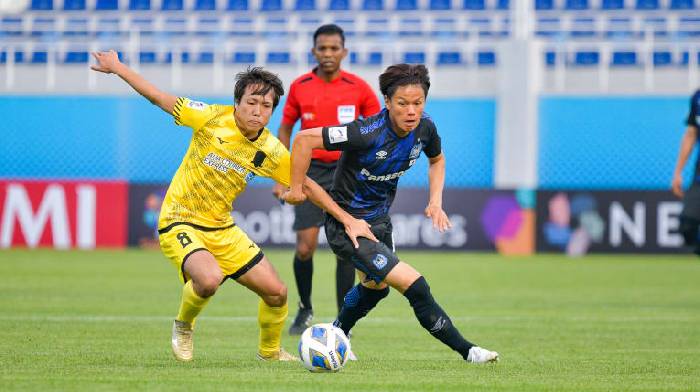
(286, 127), (324, 202)
(425, 153), (452, 233)
(672, 125), (698, 198)
(90, 50), (177, 115)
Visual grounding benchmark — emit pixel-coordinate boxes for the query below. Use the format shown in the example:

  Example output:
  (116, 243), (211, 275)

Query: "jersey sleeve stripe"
(173, 97), (185, 126)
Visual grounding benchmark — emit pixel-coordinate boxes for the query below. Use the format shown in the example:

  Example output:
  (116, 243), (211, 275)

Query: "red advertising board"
(0, 180), (128, 248)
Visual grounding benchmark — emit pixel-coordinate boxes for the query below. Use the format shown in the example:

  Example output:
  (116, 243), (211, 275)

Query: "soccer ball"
(298, 323), (351, 372)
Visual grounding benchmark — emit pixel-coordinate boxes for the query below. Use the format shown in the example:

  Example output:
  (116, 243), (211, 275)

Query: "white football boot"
(171, 320), (194, 362)
(466, 346), (499, 363)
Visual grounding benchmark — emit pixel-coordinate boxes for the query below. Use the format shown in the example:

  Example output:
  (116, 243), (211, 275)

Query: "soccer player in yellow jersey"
(90, 50), (377, 362)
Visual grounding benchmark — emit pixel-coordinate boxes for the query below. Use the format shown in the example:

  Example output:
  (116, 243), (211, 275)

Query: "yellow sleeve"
(173, 97), (215, 131)
(270, 149), (291, 187)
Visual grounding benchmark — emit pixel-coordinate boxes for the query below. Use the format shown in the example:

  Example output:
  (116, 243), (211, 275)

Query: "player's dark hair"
(234, 66), (285, 109)
(379, 64), (430, 99)
(313, 24), (345, 47)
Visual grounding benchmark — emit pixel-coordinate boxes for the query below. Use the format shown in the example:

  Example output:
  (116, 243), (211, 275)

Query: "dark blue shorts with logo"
(324, 214), (400, 283)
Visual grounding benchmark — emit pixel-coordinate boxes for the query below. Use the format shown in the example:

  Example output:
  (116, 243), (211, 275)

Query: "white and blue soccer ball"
(298, 323), (351, 372)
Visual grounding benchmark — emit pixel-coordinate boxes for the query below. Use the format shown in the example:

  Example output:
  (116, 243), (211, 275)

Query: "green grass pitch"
(1, 249), (698, 391)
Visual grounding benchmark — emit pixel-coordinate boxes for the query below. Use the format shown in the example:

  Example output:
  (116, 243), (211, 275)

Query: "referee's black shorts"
(293, 160), (336, 231)
(324, 214), (399, 284)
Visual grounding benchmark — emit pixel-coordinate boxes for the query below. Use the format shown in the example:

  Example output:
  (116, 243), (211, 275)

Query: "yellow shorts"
(158, 223), (263, 283)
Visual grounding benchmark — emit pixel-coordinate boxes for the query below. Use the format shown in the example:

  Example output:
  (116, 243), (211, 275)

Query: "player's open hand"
(343, 218), (378, 248)
(280, 188), (307, 205)
(90, 50), (123, 74)
(671, 173), (684, 198)
(425, 204), (452, 233)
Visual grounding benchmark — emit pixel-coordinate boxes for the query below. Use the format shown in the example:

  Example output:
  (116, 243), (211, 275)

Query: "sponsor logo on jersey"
(372, 254), (388, 270)
(360, 116), (385, 135)
(409, 143), (422, 159)
(202, 152), (247, 175)
(187, 100), (206, 111)
(328, 126), (348, 144)
(360, 168), (406, 182)
(302, 112), (315, 121)
(337, 105), (356, 124)
(375, 150), (388, 159)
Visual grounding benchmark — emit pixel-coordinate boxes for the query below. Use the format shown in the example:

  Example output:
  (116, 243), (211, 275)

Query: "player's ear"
(341, 47), (348, 60)
(383, 95), (391, 109)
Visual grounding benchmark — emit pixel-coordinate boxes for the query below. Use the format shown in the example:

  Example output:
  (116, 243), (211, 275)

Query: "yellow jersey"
(158, 97), (291, 231)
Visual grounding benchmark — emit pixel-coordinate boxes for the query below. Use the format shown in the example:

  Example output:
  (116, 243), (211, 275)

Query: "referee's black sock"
(333, 284), (389, 336)
(403, 276), (474, 360)
(335, 256), (356, 313)
(293, 255), (313, 310)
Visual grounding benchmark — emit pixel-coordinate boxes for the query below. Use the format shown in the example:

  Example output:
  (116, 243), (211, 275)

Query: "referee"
(273, 24), (381, 334)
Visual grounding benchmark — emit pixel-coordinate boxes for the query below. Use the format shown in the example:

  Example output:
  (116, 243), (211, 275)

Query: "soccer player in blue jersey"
(672, 89), (700, 255)
(282, 64), (499, 363)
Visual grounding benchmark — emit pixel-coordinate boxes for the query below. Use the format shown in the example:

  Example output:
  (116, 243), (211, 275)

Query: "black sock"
(293, 255), (313, 310)
(335, 256), (356, 313)
(403, 276), (474, 360)
(333, 284), (389, 335)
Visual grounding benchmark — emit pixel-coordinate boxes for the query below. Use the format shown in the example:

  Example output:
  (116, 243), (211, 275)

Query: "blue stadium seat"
(601, 0), (624, 9)
(31, 0), (52, 10)
(231, 52), (256, 63)
(635, 0), (659, 9)
(139, 51), (157, 63)
(227, 0), (248, 10)
(32, 51), (48, 63)
(565, 0), (588, 9)
(266, 51), (291, 63)
(403, 51), (425, 64)
(367, 52), (382, 65)
(162, 0), (184, 10)
(477, 51), (495, 66)
(64, 51), (89, 63)
(496, 0), (509, 9)
(437, 51), (462, 65)
(163, 52), (191, 63)
(349, 52), (358, 64)
(194, 0), (217, 10)
(544, 51), (556, 66)
(295, 0), (316, 10)
(681, 51), (700, 65)
(396, 0), (418, 10)
(129, 0), (151, 10)
(430, 0), (452, 9)
(611, 51), (637, 66)
(463, 0), (484, 9)
(535, 0), (554, 10)
(652, 51), (672, 66)
(0, 51), (24, 64)
(95, 0), (119, 10)
(362, 0), (384, 10)
(261, 0), (282, 10)
(329, 0), (350, 10)
(196, 52), (214, 63)
(1, 17), (23, 36)
(670, 0), (694, 8)
(679, 17), (700, 36)
(64, 0), (86, 10)
(574, 51), (599, 66)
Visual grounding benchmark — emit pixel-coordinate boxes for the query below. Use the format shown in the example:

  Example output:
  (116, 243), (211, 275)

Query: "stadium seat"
(496, 0), (509, 9)
(679, 17), (700, 36)
(63, 0), (86, 10)
(261, 0), (283, 10)
(163, 52), (191, 63)
(227, 0), (249, 10)
(611, 51), (637, 66)
(95, 0), (119, 10)
(162, 0), (184, 10)
(349, 52), (358, 64)
(403, 51), (425, 64)
(601, 0), (624, 9)
(670, 0), (695, 8)
(194, 0), (217, 10)
(477, 51), (496, 66)
(266, 51), (291, 63)
(396, 0), (418, 10)
(635, 0), (659, 9)
(64, 51), (89, 63)
(574, 51), (599, 66)
(565, 0), (588, 9)
(139, 51), (157, 63)
(129, 0), (151, 10)
(430, 0), (452, 10)
(295, 0), (316, 10)
(32, 51), (48, 64)
(367, 51), (383, 65)
(437, 51), (462, 65)
(680, 51), (700, 65)
(535, 0), (554, 10)
(196, 52), (214, 63)
(463, 0), (485, 9)
(1, 17), (22, 36)
(362, 0), (384, 10)
(31, 0), (52, 10)
(544, 51), (556, 66)
(231, 52), (256, 63)
(652, 51), (672, 66)
(0, 51), (24, 64)
(328, 0), (350, 10)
